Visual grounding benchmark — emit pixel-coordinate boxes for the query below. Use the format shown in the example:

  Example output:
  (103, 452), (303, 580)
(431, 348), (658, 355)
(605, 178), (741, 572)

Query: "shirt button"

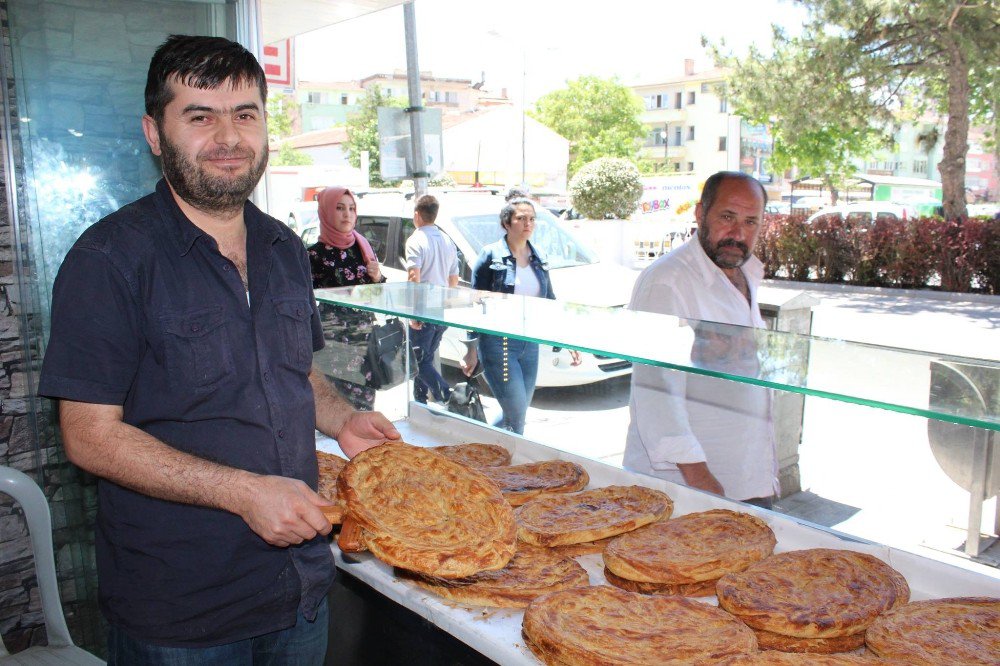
(223, 264), (231, 271)
(190, 323), (201, 332)
(277, 430), (285, 439)
(295, 307), (303, 316)
(263, 372), (270, 383)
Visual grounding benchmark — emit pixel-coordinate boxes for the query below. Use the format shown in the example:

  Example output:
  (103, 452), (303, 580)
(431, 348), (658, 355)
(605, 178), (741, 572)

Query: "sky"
(294, 0), (809, 104)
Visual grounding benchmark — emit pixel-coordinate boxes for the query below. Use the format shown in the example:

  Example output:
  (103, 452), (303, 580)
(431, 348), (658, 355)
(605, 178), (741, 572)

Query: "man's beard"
(698, 222), (750, 269)
(158, 130), (268, 217)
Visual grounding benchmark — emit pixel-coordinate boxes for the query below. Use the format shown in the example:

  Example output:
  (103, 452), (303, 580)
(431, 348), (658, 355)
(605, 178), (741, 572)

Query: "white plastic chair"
(0, 466), (104, 664)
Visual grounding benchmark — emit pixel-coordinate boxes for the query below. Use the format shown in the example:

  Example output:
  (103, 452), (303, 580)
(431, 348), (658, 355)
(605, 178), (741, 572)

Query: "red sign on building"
(263, 39), (293, 87)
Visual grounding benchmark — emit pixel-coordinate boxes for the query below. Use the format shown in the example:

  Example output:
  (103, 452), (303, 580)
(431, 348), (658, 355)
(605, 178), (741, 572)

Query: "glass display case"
(316, 282), (1000, 561)
(315, 282), (999, 665)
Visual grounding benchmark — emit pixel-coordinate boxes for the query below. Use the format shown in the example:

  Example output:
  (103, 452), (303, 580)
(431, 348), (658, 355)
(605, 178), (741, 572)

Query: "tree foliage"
(266, 92), (298, 142)
(271, 141), (313, 166)
(568, 157), (643, 220)
(344, 85), (406, 187)
(710, 0), (1000, 217)
(531, 76), (647, 177)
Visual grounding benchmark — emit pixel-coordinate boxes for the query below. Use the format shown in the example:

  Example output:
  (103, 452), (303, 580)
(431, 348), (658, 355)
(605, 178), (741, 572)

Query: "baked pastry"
(431, 442), (511, 467)
(603, 567), (718, 597)
(752, 627), (866, 654)
(316, 450), (348, 523)
(337, 440), (516, 578)
(522, 585), (757, 665)
(479, 460), (589, 505)
(604, 509), (776, 584)
(717, 548), (910, 642)
(548, 535), (616, 558)
(399, 545), (589, 608)
(713, 651), (876, 665)
(865, 596), (1000, 664)
(516, 485), (673, 547)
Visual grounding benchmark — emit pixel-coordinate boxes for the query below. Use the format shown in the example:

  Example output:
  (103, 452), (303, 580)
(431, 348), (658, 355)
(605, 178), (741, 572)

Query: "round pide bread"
(604, 509), (776, 584)
(603, 567), (718, 597)
(431, 442), (511, 467)
(337, 441), (516, 578)
(399, 545), (589, 608)
(479, 460), (589, 505)
(716, 548), (910, 639)
(864, 596), (1000, 664)
(522, 585), (757, 665)
(515, 485), (673, 547)
(316, 450), (347, 503)
(751, 627), (866, 654)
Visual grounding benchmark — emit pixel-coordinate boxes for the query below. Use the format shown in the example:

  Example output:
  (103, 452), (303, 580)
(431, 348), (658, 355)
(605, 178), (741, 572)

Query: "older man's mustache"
(716, 238), (749, 254)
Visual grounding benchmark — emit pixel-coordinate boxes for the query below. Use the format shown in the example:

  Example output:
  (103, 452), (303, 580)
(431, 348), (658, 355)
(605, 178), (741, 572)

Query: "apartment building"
(632, 59), (743, 180)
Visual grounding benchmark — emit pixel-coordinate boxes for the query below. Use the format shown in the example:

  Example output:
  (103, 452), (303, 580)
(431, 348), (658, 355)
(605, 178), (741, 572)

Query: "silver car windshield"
(452, 208), (600, 269)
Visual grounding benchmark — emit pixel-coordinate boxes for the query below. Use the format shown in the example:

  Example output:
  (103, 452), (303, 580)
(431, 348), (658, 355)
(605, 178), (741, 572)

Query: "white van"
(301, 189), (636, 388)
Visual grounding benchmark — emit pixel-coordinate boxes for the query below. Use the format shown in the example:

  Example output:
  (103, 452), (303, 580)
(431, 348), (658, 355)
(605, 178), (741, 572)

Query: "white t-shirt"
(623, 237), (778, 501)
(513, 262), (541, 297)
(404, 225), (459, 287)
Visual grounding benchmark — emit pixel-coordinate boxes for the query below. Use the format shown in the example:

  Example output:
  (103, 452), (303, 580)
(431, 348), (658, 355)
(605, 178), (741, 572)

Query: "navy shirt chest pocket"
(273, 297), (313, 372)
(160, 306), (235, 390)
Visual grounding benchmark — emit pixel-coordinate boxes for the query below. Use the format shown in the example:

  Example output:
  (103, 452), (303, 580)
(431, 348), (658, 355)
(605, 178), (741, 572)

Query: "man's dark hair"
(504, 186), (530, 202)
(145, 35), (267, 122)
(699, 171), (768, 214)
(415, 194), (440, 224)
(500, 197), (535, 228)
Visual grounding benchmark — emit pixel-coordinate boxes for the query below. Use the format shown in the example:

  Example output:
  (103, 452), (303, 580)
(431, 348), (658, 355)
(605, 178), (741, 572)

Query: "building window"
(341, 94), (349, 105)
(674, 162), (681, 172)
(913, 160), (928, 173)
(719, 136), (727, 151)
(687, 126), (695, 141)
(307, 92), (322, 104)
(719, 97), (728, 113)
(688, 91), (696, 105)
(648, 129), (665, 146)
(687, 162), (695, 172)
(674, 127), (682, 146)
(675, 92), (683, 108)
(446, 91), (458, 104)
(701, 82), (710, 93)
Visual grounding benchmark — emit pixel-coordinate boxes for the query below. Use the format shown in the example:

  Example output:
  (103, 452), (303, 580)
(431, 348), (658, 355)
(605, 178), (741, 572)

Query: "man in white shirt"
(405, 194), (460, 403)
(624, 171), (778, 506)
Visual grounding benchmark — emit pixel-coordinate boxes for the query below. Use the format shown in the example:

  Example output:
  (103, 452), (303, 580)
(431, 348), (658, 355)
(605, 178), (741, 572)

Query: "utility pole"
(403, 1), (427, 199)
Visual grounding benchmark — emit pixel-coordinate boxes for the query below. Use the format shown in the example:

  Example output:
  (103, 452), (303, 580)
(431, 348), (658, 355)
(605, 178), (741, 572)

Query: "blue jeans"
(108, 598), (329, 666)
(410, 323), (451, 403)
(479, 335), (538, 435)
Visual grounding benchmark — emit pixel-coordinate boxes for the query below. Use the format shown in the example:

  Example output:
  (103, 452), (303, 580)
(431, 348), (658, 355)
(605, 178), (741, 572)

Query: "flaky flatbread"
(480, 460), (589, 505)
(337, 441), (516, 578)
(431, 442), (511, 467)
(516, 485), (673, 547)
(316, 450), (348, 524)
(604, 509), (775, 584)
(399, 545), (589, 608)
(716, 548), (910, 639)
(522, 585), (757, 665)
(712, 651), (875, 665)
(865, 597), (1000, 665)
(752, 627), (866, 654)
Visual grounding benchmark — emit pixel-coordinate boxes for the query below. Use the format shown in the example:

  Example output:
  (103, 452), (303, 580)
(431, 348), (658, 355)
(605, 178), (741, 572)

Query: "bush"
(568, 158), (643, 219)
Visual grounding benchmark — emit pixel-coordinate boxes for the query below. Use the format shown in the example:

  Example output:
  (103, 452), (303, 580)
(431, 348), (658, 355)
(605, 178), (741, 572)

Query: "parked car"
(302, 189), (637, 388)
(286, 200), (319, 234)
(806, 202), (918, 225)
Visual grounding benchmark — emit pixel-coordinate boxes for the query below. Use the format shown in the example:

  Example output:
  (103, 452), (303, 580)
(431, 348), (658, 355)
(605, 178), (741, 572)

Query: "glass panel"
(316, 282), (1000, 431)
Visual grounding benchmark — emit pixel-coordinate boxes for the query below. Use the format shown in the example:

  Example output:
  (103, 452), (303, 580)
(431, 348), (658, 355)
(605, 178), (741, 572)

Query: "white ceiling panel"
(261, 0), (407, 44)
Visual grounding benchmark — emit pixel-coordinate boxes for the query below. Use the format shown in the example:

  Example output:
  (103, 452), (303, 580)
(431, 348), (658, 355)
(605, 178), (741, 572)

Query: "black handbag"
(446, 381), (487, 422)
(365, 317), (417, 390)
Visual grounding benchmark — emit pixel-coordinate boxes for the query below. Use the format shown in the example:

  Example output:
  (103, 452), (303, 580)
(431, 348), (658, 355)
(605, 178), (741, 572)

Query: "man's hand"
(234, 475), (334, 547)
(461, 347), (479, 377)
(677, 462), (725, 496)
(336, 411), (401, 458)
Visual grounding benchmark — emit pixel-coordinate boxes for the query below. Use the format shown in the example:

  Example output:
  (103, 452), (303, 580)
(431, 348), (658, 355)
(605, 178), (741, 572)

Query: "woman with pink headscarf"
(307, 187), (385, 410)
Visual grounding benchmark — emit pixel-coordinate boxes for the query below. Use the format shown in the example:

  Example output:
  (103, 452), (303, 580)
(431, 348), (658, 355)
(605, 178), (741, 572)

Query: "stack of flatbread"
(716, 548), (910, 654)
(336, 441), (517, 578)
(515, 485), (673, 554)
(713, 653), (877, 665)
(399, 544), (589, 608)
(479, 460), (590, 506)
(603, 509), (776, 597)
(864, 596), (1000, 664)
(522, 585), (757, 665)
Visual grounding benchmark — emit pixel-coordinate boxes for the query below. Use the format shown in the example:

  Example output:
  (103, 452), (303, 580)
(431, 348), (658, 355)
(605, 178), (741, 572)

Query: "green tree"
(271, 141), (313, 166)
(344, 85), (406, 188)
(710, 0), (1000, 218)
(531, 76), (647, 177)
(266, 92), (298, 141)
(568, 157), (643, 219)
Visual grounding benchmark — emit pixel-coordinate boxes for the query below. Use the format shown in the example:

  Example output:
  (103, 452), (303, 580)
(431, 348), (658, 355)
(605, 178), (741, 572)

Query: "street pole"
(521, 48), (526, 187)
(403, 2), (427, 199)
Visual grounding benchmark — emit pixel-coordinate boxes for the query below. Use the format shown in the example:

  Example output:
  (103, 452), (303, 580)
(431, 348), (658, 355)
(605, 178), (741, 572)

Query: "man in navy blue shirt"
(38, 35), (399, 663)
